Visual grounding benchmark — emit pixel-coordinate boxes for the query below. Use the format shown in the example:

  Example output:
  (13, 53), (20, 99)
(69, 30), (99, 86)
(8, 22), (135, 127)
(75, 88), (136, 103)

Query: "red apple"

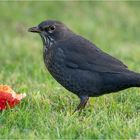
(0, 85), (26, 110)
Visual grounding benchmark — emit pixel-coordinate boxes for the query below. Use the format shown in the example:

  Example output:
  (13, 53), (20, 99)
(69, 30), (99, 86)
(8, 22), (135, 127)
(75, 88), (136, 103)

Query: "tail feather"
(128, 71), (140, 87)
(101, 71), (140, 94)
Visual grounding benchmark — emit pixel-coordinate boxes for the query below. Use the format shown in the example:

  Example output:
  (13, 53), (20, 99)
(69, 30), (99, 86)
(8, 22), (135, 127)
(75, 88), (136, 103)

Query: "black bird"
(28, 20), (140, 111)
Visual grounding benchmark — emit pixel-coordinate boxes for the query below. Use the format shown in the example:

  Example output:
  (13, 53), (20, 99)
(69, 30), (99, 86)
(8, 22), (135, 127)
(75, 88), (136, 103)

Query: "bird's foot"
(73, 96), (89, 114)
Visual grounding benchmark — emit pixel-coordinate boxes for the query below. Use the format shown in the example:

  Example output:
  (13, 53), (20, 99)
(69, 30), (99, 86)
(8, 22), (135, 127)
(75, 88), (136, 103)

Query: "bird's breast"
(43, 46), (65, 72)
(43, 47), (75, 89)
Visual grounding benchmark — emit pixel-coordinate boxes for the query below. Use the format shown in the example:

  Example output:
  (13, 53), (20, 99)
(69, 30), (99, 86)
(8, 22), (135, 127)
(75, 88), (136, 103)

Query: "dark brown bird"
(28, 20), (140, 111)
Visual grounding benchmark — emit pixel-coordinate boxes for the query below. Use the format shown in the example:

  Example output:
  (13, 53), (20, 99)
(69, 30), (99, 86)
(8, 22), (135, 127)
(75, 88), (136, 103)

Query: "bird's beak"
(28, 26), (41, 33)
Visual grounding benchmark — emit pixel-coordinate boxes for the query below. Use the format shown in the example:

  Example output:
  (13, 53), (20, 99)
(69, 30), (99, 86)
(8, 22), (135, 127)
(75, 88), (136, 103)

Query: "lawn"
(0, 1), (140, 139)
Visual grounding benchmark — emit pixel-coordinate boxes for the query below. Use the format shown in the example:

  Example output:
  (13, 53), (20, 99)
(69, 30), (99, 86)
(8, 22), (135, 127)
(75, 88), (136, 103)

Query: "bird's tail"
(125, 71), (140, 87)
(100, 71), (140, 94)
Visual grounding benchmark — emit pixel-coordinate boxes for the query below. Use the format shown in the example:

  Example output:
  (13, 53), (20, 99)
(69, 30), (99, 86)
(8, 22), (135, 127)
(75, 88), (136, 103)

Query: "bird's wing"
(59, 36), (128, 73)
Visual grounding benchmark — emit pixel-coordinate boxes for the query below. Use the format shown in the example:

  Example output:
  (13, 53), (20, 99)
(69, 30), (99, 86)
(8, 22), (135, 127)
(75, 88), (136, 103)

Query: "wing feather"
(58, 35), (128, 73)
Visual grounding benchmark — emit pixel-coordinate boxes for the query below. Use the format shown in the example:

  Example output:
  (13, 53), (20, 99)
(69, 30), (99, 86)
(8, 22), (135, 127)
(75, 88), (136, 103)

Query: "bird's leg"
(73, 95), (89, 113)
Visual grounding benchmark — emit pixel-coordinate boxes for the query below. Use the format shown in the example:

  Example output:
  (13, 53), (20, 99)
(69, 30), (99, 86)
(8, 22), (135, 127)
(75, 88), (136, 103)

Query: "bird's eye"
(49, 25), (55, 31)
(43, 25), (56, 33)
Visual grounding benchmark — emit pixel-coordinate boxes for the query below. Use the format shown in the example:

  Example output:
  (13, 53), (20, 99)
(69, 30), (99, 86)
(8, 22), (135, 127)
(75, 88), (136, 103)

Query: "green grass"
(0, 1), (140, 139)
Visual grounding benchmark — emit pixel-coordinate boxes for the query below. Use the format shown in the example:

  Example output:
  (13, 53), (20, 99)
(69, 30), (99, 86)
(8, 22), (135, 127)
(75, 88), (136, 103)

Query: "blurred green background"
(0, 1), (140, 139)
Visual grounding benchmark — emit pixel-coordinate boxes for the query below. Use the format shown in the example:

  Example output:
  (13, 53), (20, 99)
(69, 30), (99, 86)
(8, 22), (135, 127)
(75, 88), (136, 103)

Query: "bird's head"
(28, 20), (73, 45)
